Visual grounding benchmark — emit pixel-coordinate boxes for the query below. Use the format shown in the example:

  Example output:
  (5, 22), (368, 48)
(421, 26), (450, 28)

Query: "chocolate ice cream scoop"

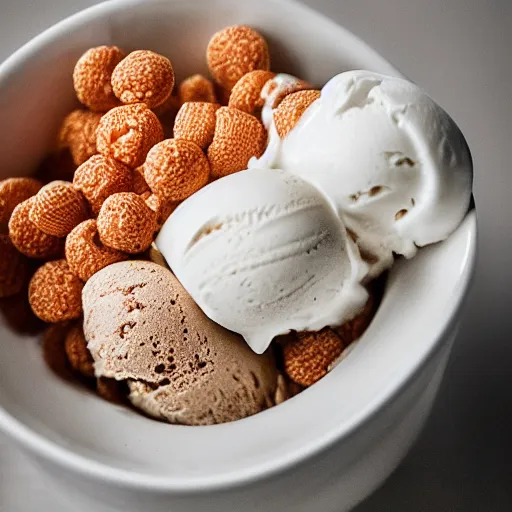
(82, 260), (282, 425)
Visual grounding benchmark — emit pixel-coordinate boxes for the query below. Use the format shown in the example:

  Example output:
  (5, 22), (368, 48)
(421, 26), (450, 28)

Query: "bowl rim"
(0, 0), (478, 492)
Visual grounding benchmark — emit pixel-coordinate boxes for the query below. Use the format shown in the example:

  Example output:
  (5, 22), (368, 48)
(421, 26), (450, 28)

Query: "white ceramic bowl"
(0, 0), (477, 511)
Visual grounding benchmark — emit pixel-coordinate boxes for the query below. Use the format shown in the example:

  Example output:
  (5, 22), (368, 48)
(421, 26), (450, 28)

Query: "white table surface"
(1, 0), (511, 510)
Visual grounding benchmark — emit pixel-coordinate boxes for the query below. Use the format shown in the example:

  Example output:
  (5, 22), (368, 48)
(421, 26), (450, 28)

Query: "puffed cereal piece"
(178, 74), (217, 104)
(228, 70), (275, 114)
(73, 46), (125, 112)
(58, 109), (102, 166)
(144, 139), (210, 202)
(273, 89), (321, 138)
(173, 102), (219, 148)
(144, 194), (178, 231)
(73, 154), (133, 215)
(9, 197), (64, 259)
(0, 177), (42, 226)
(283, 328), (345, 387)
(262, 76), (313, 110)
(335, 291), (376, 344)
(0, 234), (29, 298)
(65, 219), (128, 281)
(207, 26), (270, 91)
(64, 324), (95, 377)
(133, 166), (150, 195)
(96, 103), (164, 167)
(30, 181), (88, 237)
(112, 50), (175, 109)
(29, 259), (83, 323)
(97, 192), (156, 253)
(207, 106), (266, 178)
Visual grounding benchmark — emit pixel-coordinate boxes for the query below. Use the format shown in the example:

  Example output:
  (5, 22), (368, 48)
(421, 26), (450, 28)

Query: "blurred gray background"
(0, 0), (511, 510)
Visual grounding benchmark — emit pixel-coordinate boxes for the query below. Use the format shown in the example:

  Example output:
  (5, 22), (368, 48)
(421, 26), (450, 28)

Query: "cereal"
(283, 328), (345, 387)
(29, 259), (83, 323)
(73, 46), (125, 112)
(273, 89), (321, 138)
(65, 324), (95, 377)
(96, 103), (164, 167)
(58, 109), (102, 166)
(144, 139), (210, 202)
(173, 102), (219, 148)
(30, 181), (88, 237)
(97, 192), (157, 253)
(73, 154), (133, 215)
(228, 70), (275, 114)
(112, 50), (175, 109)
(144, 194), (178, 230)
(207, 25), (270, 90)
(335, 291), (376, 344)
(0, 177), (42, 228)
(207, 106), (266, 178)
(133, 166), (150, 195)
(263, 76), (313, 110)
(178, 74), (217, 104)
(9, 197), (64, 259)
(0, 234), (29, 298)
(65, 219), (128, 281)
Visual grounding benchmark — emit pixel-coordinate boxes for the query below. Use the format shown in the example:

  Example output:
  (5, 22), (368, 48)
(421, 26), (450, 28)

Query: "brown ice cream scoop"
(82, 260), (280, 425)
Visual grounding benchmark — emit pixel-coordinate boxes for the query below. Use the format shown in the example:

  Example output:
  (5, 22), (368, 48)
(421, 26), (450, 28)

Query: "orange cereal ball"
(0, 177), (42, 227)
(207, 25), (270, 91)
(178, 74), (217, 104)
(207, 106), (266, 178)
(64, 324), (95, 377)
(228, 70), (275, 114)
(96, 103), (164, 168)
(73, 154), (133, 215)
(58, 109), (102, 166)
(73, 46), (125, 112)
(65, 219), (128, 281)
(173, 102), (219, 148)
(0, 234), (29, 298)
(112, 50), (175, 109)
(133, 166), (150, 195)
(144, 139), (210, 202)
(9, 197), (64, 259)
(144, 194), (178, 230)
(273, 89), (320, 138)
(97, 192), (157, 253)
(263, 76), (313, 110)
(29, 181), (88, 237)
(283, 328), (345, 387)
(335, 291), (376, 345)
(29, 259), (83, 323)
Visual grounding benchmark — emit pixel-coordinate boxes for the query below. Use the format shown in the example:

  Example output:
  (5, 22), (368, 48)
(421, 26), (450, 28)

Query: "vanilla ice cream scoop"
(157, 168), (368, 354)
(252, 70), (473, 276)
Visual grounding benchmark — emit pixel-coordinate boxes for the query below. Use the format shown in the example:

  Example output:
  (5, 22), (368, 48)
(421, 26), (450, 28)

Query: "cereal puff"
(0, 234), (29, 298)
(228, 70), (275, 114)
(207, 25), (270, 90)
(29, 259), (83, 323)
(65, 219), (128, 281)
(144, 194), (178, 231)
(112, 50), (175, 109)
(0, 177), (42, 228)
(96, 103), (164, 168)
(262, 75), (313, 110)
(73, 46), (125, 112)
(73, 154), (133, 215)
(58, 109), (102, 166)
(97, 192), (157, 253)
(144, 139), (210, 202)
(64, 324), (95, 377)
(173, 102), (219, 148)
(9, 197), (64, 259)
(30, 181), (88, 237)
(178, 74), (217, 104)
(335, 291), (376, 345)
(207, 107), (266, 178)
(273, 89), (321, 138)
(133, 166), (151, 195)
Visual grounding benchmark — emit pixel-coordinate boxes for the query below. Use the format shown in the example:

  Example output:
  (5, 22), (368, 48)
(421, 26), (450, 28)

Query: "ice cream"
(156, 168), (369, 354)
(251, 70), (473, 276)
(82, 261), (282, 425)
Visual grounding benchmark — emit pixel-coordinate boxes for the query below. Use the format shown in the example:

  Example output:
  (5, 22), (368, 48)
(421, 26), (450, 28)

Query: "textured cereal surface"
(73, 46), (125, 112)
(133, 166), (150, 195)
(144, 194), (178, 231)
(178, 75), (217, 104)
(0, 234), (29, 298)
(112, 50), (175, 109)
(65, 324), (95, 377)
(274, 89), (321, 138)
(228, 70), (275, 114)
(0, 177), (42, 226)
(144, 139), (210, 202)
(73, 154), (133, 215)
(263, 76), (313, 109)
(96, 103), (164, 168)
(65, 219), (128, 281)
(173, 102), (219, 148)
(335, 290), (376, 344)
(207, 106), (266, 178)
(29, 259), (83, 323)
(207, 26), (270, 90)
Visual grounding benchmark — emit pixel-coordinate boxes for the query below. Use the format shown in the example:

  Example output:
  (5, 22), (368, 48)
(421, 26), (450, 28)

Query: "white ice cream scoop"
(252, 70), (473, 277)
(156, 168), (369, 354)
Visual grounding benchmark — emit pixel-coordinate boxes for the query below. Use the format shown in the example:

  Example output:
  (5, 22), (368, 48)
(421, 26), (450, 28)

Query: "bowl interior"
(0, 0), (476, 489)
